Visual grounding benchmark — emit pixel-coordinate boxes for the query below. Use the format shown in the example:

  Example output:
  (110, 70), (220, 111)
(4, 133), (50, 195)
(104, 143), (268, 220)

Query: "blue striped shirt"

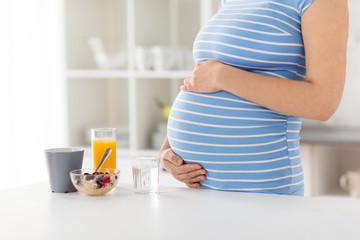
(168, 0), (314, 195)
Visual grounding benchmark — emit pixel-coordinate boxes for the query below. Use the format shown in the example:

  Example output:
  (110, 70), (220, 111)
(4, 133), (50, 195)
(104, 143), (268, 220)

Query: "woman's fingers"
(183, 76), (192, 85)
(159, 147), (206, 187)
(177, 168), (206, 181)
(186, 182), (201, 188)
(173, 163), (203, 174)
(184, 174), (207, 184)
(173, 166), (206, 183)
(162, 156), (206, 183)
(181, 76), (193, 91)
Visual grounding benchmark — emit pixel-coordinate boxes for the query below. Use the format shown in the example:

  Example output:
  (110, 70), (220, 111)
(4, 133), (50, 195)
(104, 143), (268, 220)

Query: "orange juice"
(92, 138), (116, 173)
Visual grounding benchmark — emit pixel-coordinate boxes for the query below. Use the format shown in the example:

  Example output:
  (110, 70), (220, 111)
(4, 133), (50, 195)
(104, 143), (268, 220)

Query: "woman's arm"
(180, 0), (349, 121)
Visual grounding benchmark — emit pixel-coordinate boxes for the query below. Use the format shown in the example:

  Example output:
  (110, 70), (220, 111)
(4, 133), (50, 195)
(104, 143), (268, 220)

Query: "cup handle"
(340, 173), (349, 192)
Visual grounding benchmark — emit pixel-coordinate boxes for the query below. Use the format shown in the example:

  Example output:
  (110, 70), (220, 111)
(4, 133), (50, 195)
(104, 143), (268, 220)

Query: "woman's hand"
(180, 60), (225, 93)
(160, 147), (207, 188)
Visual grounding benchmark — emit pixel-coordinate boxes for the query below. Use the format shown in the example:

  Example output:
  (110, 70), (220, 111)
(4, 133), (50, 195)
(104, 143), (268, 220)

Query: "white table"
(1, 181), (360, 240)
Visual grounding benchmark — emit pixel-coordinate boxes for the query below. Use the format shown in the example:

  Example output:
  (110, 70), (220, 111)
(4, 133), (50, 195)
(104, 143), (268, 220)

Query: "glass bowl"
(70, 168), (120, 196)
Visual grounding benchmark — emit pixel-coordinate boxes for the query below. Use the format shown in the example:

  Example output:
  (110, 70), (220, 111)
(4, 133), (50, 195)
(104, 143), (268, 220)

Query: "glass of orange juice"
(91, 128), (116, 173)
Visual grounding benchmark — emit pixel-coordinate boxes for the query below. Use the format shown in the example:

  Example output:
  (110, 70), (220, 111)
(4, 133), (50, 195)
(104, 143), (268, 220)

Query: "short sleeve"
(298, 0), (315, 16)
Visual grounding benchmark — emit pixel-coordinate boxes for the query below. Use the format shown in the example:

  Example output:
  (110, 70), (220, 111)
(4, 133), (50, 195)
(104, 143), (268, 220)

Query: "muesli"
(75, 172), (118, 196)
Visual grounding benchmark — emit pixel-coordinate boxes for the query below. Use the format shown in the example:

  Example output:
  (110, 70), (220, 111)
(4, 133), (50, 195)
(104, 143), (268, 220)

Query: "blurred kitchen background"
(1, 0), (360, 197)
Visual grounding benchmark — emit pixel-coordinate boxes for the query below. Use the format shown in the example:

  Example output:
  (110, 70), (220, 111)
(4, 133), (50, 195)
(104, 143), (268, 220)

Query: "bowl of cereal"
(70, 168), (120, 196)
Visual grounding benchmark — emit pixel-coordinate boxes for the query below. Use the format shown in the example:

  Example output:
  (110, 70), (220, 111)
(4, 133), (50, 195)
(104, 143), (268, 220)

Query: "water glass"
(131, 156), (159, 193)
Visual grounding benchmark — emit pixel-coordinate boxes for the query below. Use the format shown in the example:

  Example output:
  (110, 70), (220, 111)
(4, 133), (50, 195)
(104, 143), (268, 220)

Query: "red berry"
(84, 173), (90, 175)
(103, 177), (111, 184)
(93, 172), (99, 175)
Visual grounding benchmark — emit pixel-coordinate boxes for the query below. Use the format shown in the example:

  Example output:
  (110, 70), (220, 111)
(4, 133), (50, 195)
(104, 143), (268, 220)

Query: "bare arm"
(181, 0), (349, 121)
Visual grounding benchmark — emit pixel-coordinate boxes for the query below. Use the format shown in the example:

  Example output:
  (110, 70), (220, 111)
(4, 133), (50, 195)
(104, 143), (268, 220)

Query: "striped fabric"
(167, 0), (314, 195)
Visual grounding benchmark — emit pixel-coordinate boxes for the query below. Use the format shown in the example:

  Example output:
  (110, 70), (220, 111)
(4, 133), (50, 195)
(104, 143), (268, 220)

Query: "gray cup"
(45, 148), (84, 193)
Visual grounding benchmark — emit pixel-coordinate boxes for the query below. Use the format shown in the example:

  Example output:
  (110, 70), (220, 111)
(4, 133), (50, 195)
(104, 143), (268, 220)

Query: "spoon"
(95, 148), (112, 173)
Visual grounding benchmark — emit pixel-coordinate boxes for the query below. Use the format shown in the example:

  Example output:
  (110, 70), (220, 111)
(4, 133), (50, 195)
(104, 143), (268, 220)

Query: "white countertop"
(1, 180), (360, 240)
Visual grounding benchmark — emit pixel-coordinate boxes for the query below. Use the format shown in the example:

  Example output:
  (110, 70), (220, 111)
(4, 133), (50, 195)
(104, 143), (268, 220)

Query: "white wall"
(323, 0), (360, 128)
(0, 0), (66, 190)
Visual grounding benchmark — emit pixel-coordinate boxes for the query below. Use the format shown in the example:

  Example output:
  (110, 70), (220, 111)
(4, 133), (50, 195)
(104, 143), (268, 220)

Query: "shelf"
(67, 69), (190, 79)
(65, 0), (217, 153)
(67, 69), (129, 79)
(300, 127), (360, 146)
(135, 70), (190, 79)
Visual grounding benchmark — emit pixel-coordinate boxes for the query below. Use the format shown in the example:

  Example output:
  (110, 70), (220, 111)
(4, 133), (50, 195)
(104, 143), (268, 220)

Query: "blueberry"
(96, 177), (104, 184)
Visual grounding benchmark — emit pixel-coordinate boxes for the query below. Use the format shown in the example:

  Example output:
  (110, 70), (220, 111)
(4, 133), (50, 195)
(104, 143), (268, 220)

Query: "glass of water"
(131, 156), (159, 193)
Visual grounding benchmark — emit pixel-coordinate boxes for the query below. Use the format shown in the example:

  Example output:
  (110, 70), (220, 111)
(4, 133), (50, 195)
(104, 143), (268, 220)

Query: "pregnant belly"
(167, 91), (304, 194)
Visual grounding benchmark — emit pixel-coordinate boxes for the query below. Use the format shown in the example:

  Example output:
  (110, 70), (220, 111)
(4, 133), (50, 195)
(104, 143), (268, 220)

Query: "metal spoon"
(95, 148), (112, 173)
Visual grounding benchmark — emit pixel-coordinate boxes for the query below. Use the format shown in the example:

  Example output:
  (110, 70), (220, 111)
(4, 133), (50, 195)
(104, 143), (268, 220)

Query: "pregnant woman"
(159, 0), (348, 195)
